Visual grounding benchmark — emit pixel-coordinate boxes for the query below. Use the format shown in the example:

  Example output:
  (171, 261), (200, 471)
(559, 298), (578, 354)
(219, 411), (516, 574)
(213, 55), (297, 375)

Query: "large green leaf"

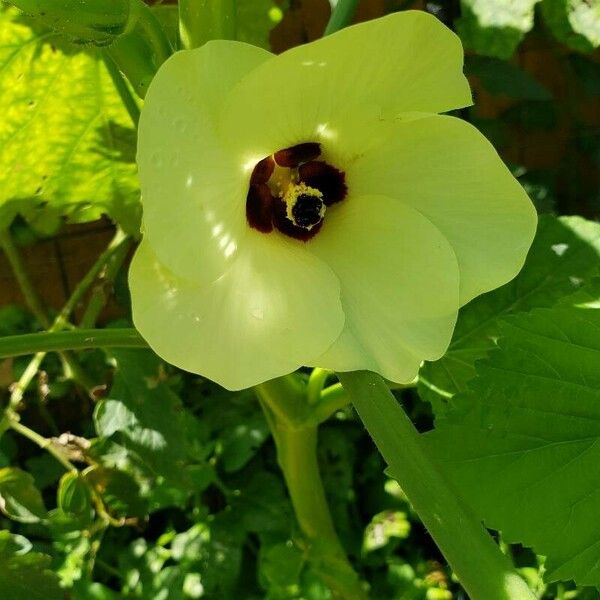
(94, 349), (190, 485)
(0, 530), (62, 600)
(419, 215), (600, 414)
(542, 0), (600, 52)
(425, 304), (600, 586)
(0, 7), (140, 234)
(455, 0), (542, 58)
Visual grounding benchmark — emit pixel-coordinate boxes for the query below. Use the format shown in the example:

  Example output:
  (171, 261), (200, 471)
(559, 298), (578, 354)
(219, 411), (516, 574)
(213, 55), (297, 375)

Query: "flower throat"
(246, 142), (347, 241)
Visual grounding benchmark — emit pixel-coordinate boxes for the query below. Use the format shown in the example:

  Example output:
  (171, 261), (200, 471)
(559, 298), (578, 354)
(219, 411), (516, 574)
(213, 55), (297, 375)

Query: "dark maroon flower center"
(245, 142), (347, 241)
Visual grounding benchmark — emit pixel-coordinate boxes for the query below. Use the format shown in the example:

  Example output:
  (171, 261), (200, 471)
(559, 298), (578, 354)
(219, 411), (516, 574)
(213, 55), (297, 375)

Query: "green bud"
(9, 0), (132, 46)
(57, 471), (92, 516)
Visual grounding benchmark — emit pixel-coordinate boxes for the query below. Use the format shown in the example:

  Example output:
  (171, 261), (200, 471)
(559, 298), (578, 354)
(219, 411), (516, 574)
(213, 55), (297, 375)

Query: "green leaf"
(0, 530), (62, 600)
(236, 0), (284, 49)
(425, 304), (600, 586)
(94, 349), (190, 484)
(259, 542), (305, 592)
(0, 7), (140, 234)
(0, 466), (47, 522)
(219, 412), (269, 473)
(455, 0), (542, 59)
(83, 465), (147, 518)
(466, 56), (552, 101)
(542, 0), (600, 52)
(9, 0), (131, 46)
(57, 471), (93, 516)
(419, 215), (600, 414)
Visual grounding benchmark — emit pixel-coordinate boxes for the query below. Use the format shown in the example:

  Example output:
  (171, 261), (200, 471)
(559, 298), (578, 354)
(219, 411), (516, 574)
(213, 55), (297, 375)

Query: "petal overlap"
(347, 115), (537, 304)
(220, 11), (472, 165)
(308, 195), (460, 382)
(129, 234), (344, 390)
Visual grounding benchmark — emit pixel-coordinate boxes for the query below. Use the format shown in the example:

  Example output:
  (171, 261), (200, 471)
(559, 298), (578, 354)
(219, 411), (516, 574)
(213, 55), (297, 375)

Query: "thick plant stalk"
(255, 377), (369, 600)
(337, 371), (536, 600)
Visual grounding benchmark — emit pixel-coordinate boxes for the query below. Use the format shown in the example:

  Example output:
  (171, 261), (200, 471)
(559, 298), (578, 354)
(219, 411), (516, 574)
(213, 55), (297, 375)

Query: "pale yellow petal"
(308, 195), (460, 382)
(138, 41), (272, 284)
(348, 115), (537, 304)
(129, 233), (344, 390)
(220, 11), (471, 164)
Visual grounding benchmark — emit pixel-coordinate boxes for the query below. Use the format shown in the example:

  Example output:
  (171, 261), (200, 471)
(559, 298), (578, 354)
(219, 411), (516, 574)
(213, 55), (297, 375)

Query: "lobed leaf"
(425, 304), (600, 585)
(419, 215), (600, 414)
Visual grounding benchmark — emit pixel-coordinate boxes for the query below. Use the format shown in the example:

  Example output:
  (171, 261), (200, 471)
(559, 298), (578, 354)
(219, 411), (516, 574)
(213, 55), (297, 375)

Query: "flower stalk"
(337, 371), (536, 600)
(255, 376), (368, 600)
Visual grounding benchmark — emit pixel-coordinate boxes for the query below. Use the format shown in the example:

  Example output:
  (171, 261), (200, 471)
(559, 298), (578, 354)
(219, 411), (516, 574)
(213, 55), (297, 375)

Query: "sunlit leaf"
(455, 0), (542, 58)
(542, 0), (600, 52)
(0, 7), (140, 234)
(425, 304), (600, 586)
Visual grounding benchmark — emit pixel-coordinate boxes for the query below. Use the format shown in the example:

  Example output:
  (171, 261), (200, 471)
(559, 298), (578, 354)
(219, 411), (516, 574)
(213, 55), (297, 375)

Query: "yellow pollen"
(282, 183), (325, 229)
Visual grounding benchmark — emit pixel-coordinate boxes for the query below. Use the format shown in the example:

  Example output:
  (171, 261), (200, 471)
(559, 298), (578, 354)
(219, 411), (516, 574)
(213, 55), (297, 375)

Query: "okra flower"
(129, 11), (536, 390)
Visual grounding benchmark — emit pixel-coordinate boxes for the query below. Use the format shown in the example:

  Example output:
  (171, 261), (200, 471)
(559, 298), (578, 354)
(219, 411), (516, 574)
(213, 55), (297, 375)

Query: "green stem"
(10, 419), (76, 472)
(179, 0), (236, 49)
(106, 0), (172, 98)
(0, 228), (94, 391)
(307, 368), (332, 405)
(255, 378), (368, 600)
(9, 230), (131, 410)
(0, 328), (147, 359)
(102, 52), (141, 127)
(324, 0), (360, 35)
(337, 371), (535, 600)
(310, 382), (350, 425)
(79, 233), (132, 329)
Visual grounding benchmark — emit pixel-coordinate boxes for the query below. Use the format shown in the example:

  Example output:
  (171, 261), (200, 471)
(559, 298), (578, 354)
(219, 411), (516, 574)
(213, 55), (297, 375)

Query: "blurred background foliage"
(0, 0), (598, 598)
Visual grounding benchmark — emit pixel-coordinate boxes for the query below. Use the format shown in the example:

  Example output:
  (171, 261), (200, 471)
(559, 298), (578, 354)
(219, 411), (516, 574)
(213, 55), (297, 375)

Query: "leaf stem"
(337, 371), (536, 600)
(9, 230), (131, 410)
(255, 377), (369, 600)
(0, 328), (147, 359)
(102, 52), (141, 127)
(324, 0), (360, 35)
(0, 228), (95, 391)
(9, 418), (76, 472)
(179, 0), (236, 49)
